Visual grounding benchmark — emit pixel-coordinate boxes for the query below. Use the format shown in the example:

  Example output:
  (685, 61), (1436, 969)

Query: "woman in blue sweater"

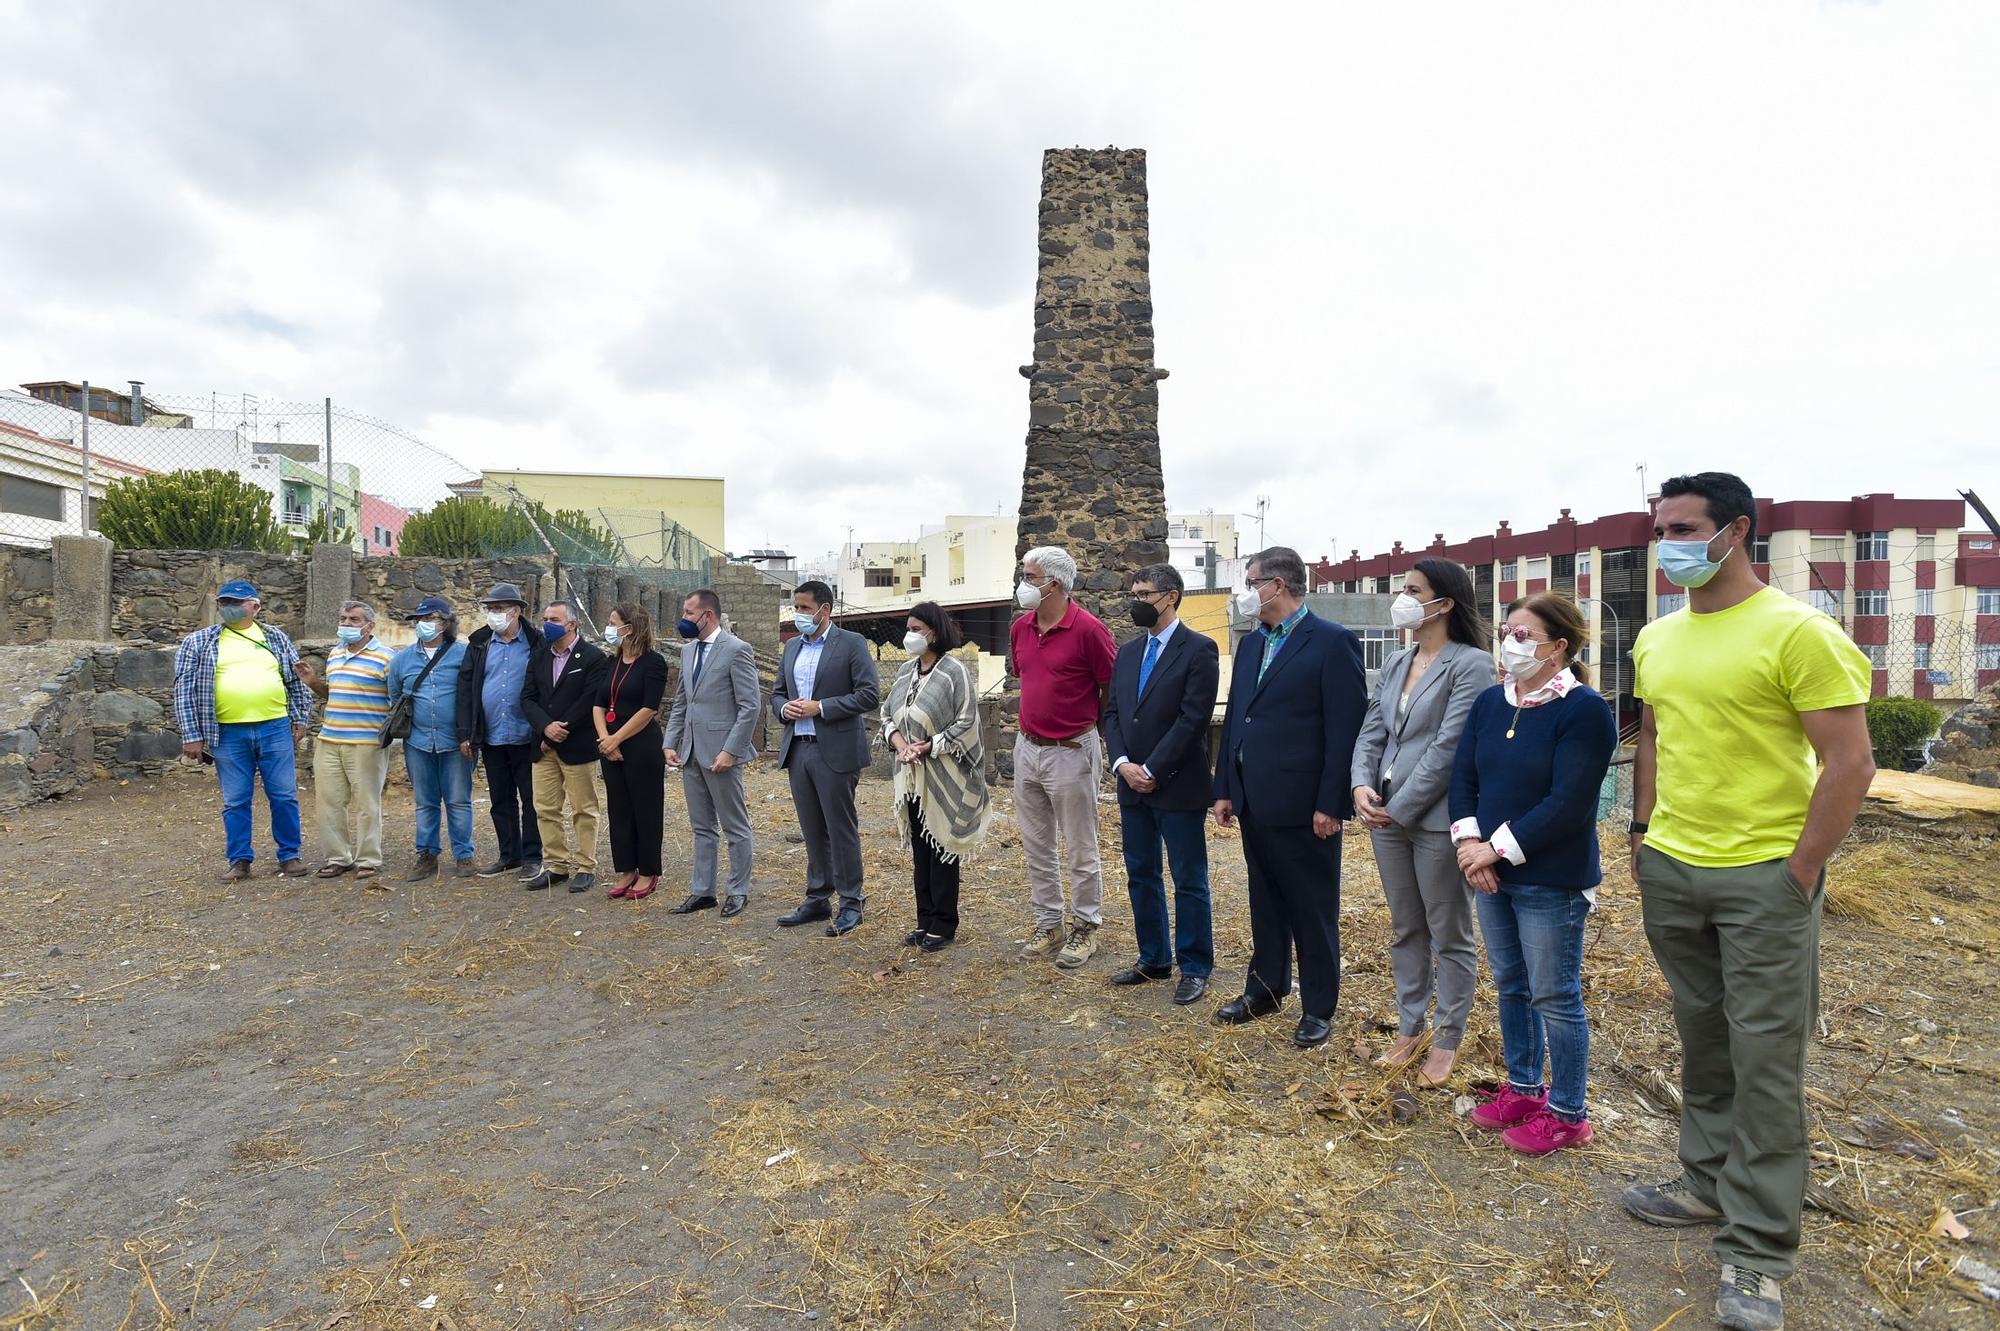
(1448, 590), (1616, 1155)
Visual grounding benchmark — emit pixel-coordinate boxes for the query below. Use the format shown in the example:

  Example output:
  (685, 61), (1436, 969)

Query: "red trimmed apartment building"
(1314, 494), (1998, 722)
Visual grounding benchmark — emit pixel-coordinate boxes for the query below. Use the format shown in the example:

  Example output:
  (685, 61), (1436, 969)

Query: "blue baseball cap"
(409, 597), (453, 619)
(216, 580), (259, 601)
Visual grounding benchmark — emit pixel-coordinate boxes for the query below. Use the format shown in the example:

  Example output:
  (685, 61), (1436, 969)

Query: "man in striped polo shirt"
(296, 600), (396, 881)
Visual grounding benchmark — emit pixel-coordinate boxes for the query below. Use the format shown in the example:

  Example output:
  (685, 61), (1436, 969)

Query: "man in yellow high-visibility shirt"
(172, 580), (316, 881)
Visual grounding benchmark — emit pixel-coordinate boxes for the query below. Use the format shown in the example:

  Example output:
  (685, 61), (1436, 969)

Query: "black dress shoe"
(778, 900), (834, 927)
(720, 894), (747, 918)
(904, 928), (928, 946)
(522, 870), (553, 891)
(1172, 975), (1209, 1005)
(919, 933), (953, 952)
(1214, 993), (1282, 1025)
(567, 872), (594, 894)
(1293, 1015), (1332, 1049)
(475, 860), (520, 879)
(668, 894), (718, 914)
(825, 906), (863, 936)
(1111, 963), (1174, 986)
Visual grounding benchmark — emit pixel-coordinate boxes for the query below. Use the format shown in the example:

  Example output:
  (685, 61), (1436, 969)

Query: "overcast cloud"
(3, 1), (1995, 565)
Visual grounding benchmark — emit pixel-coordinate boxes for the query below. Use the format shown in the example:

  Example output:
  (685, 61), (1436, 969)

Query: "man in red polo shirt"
(1010, 545), (1118, 969)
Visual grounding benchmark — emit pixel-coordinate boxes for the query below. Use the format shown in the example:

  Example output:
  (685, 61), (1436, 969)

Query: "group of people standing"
(171, 469), (1872, 1331)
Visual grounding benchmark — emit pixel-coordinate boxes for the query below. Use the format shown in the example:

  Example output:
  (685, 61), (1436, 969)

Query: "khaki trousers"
(534, 750), (601, 874)
(313, 740), (387, 868)
(1013, 731), (1104, 929)
(1637, 844), (1823, 1278)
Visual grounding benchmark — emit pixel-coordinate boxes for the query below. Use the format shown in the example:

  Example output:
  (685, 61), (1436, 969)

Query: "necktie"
(692, 639), (708, 688)
(1138, 634), (1162, 696)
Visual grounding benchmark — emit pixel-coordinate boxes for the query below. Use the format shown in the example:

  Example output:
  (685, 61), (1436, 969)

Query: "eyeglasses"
(1130, 588), (1172, 602)
(1495, 625), (1548, 645)
(1244, 576), (1279, 591)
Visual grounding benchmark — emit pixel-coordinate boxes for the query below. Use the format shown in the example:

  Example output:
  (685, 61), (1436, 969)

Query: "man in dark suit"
(1103, 563), (1221, 1005)
(1211, 546), (1368, 1048)
(520, 599), (609, 893)
(772, 580), (881, 936)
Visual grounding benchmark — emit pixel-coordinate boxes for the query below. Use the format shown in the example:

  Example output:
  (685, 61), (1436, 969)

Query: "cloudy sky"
(4, 2), (1995, 566)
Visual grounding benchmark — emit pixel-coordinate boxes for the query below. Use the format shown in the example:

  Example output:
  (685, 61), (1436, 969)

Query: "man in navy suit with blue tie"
(1103, 564), (1222, 1006)
(1211, 546), (1368, 1048)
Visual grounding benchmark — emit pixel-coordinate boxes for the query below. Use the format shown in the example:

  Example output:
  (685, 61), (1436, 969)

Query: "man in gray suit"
(664, 587), (761, 918)
(772, 580), (880, 936)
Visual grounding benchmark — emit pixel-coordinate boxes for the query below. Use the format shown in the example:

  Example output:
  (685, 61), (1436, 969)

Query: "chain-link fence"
(0, 381), (727, 600)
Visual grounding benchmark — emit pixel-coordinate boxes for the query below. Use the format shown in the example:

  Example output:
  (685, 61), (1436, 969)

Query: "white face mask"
(485, 610), (512, 633)
(1016, 581), (1044, 611)
(1500, 636), (1550, 681)
(903, 630), (930, 657)
(1233, 586), (1264, 619)
(1391, 593), (1441, 631)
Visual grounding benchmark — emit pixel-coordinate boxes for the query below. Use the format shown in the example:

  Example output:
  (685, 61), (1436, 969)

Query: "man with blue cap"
(387, 596), (479, 879)
(172, 580), (316, 881)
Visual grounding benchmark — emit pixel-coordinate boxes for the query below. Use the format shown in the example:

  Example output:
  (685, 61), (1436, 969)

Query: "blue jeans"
(214, 718), (301, 864)
(1120, 802), (1213, 977)
(1476, 881), (1592, 1120)
(406, 744), (475, 860)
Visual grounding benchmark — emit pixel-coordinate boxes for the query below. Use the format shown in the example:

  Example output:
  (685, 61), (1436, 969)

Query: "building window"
(1915, 536), (1935, 561)
(1523, 556), (1548, 582)
(1552, 554), (1575, 579)
(1979, 643), (2000, 671)
(1863, 644), (1888, 669)
(1373, 575), (1390, 595)
(1979, 588), (2000, 616)
(1360, 628), (1397, 671)
(1971, 539), (1994, 552)
(1500, 560), (1517, 581)
(1914, 643), (1931, 670)
(1576, 552), (1592, 578)
(1916, 588), (1934, 616)
(1657, 592), (1687, 616)
(87, 496), (101, 532)
(0, 475), (67, 522)
(1809, 536), (1845, 563)
(1750, 535), (1771, 564)
(1343, 580), (1359, 594)
(1811, 588), (1842, 618)
(1855, 590), (1887, 616)
(864, 567), (895, 588)
(1857, 531), (1888, 561)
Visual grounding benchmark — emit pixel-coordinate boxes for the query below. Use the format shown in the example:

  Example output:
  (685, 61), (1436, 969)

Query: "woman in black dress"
(593, 602), (668, 900)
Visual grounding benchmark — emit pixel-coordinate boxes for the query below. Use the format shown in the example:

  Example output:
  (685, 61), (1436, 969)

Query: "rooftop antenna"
(1636, 462), (1649, 511)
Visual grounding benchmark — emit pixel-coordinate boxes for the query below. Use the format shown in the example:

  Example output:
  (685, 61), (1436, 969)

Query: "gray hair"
(1248, 546), (1309, 597)
(545, 598), (579, 623)
(1022, 545), (1078, 592)
(339, 600), (376, 624)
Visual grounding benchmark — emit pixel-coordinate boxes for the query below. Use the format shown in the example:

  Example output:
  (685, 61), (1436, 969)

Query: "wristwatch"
(1628, 819), (1648, 836)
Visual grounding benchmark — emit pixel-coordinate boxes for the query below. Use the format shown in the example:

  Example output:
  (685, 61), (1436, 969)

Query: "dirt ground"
(1, 760), (1996, 1331)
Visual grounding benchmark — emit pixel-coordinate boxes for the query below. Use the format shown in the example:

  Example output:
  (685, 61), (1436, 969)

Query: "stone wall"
(1, 545), (54, 641)
(352, 554), (555, 648)
(0, 640), (182, 809)
(1923, 684), (2000, 788)
(108, 549), (309, 645)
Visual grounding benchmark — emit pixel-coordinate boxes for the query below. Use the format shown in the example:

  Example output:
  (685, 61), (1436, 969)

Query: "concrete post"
(51, 535), (112, 640)
(305, 542), (355, 633)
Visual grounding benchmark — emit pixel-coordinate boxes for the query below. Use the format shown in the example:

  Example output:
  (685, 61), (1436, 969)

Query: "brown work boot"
(220, 860), (251, 883)
(452, 856), (480, 879)
(402, 852), (439, 882)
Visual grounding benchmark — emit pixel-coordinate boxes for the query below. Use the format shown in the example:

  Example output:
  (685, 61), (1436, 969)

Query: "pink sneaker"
(1468, 1084), (1548, 1130)
(1501, 1108), (1594, 1155)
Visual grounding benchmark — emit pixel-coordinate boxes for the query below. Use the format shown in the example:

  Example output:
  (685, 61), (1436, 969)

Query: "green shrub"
(1864, 696), (1942, 766)
(96, 469), (291, 553)
(400, 496), (621, 562)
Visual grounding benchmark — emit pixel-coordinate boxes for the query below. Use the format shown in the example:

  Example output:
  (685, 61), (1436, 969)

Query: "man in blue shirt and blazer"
(772, 580), (881, 936)
(1211, 547), (1368, 1048)
(1103, 564), (1221, 1005)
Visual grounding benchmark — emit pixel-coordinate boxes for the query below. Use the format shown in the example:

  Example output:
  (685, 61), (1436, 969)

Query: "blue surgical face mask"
(217, 602), (249, 625)
(1658, 527), (1734, 589)
(677, 617), (701, 640)
(336, 624), (364, 645)
(794, 611), (821, 637)
(604, 625), (622, 647)
(542, 620), (567, 646)
(414, 619), (441, 642)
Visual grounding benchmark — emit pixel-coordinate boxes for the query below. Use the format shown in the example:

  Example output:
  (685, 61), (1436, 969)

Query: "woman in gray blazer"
(1350, 558), (1492, 1086)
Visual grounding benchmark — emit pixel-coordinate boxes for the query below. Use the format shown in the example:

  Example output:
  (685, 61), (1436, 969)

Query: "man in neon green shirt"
(172, 580), (316, 880)
(1623, 473), (1875, 1331)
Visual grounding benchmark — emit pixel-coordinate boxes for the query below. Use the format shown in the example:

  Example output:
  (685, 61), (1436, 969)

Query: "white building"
(836, 514), (1019, 612)
(0, 419), (154, 544)
(1166, 511), (1240, 590)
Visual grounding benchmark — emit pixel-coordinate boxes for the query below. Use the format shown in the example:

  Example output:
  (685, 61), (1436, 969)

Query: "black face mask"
(1129, 599), (1161, 629)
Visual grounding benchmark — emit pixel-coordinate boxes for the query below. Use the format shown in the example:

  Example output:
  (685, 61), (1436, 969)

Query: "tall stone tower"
(1014, 147), (1170, 625)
